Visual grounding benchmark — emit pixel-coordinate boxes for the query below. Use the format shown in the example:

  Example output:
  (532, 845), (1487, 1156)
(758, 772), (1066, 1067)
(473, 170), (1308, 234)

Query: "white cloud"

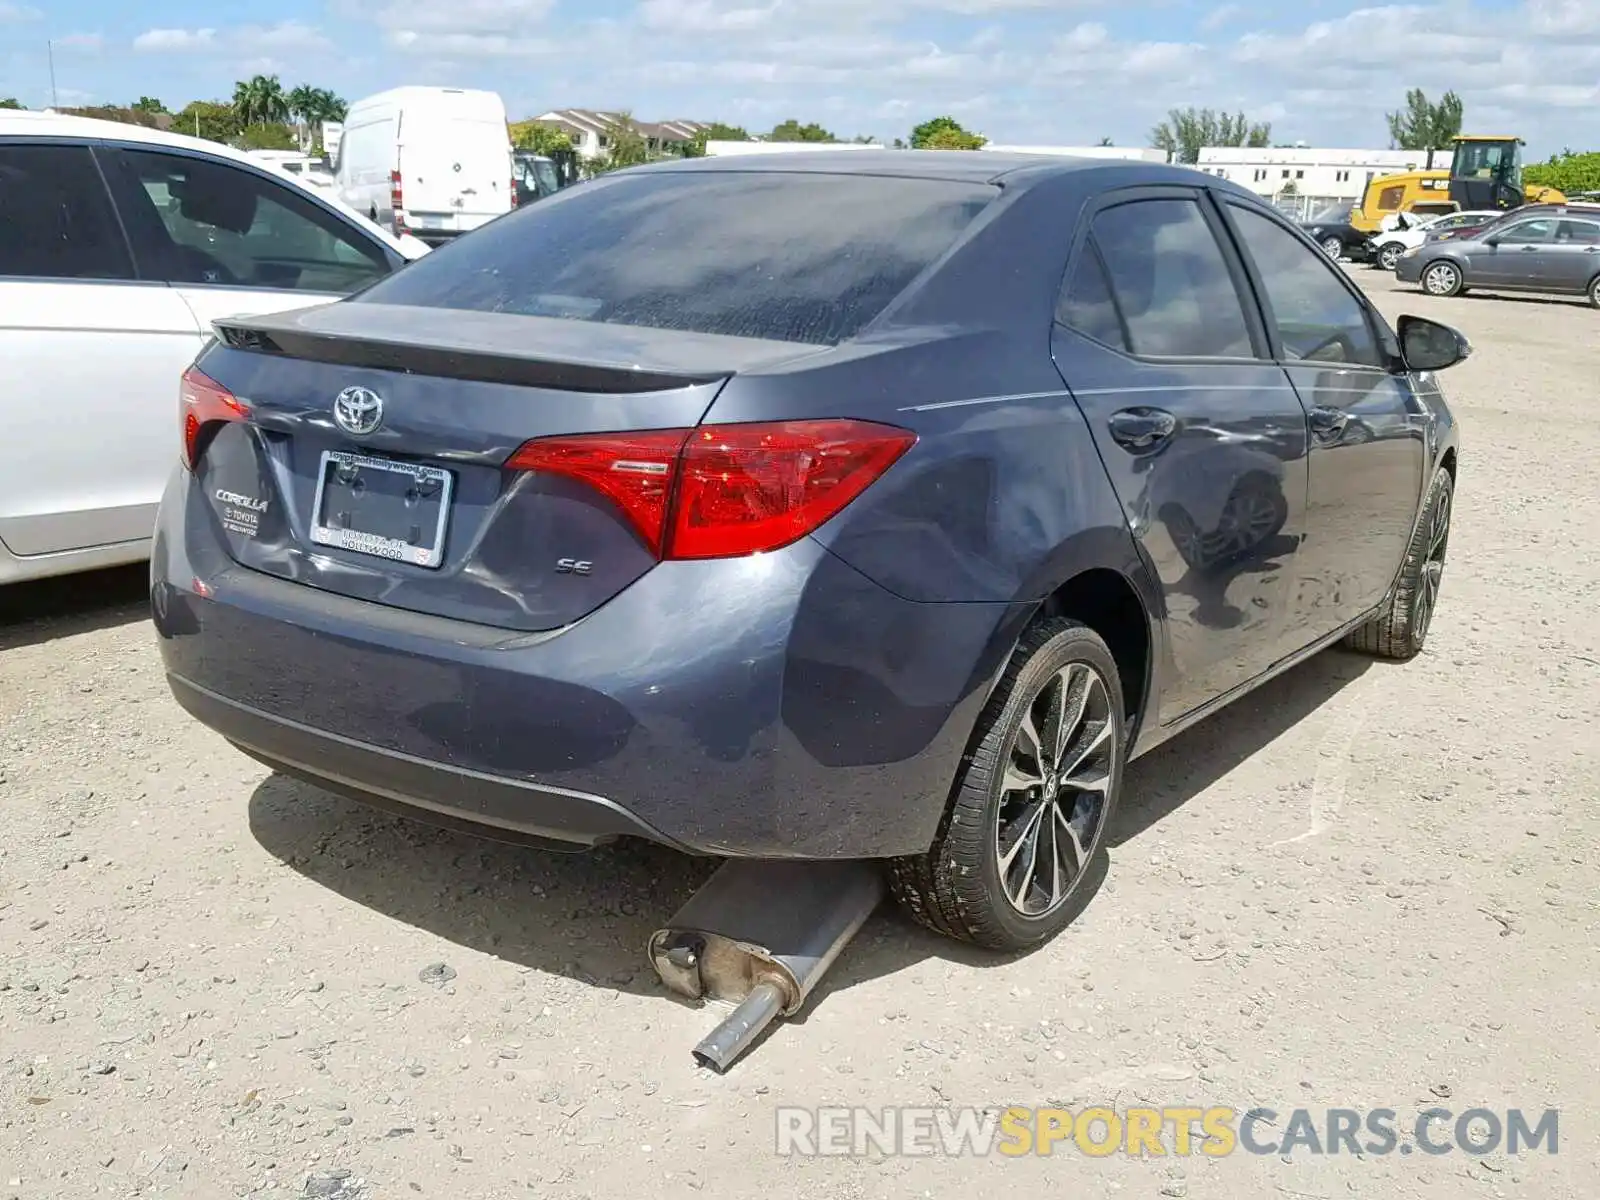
(132, 21), (331, 55)
(132, 28), (217, 51)
(0, 2), (40, 20)
(53, 32), (103, 50)
(329, 0), (1599, 153)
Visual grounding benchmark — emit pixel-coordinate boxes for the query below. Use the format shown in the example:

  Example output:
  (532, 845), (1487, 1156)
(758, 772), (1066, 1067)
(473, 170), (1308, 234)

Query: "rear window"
(355, 169), (997, 345)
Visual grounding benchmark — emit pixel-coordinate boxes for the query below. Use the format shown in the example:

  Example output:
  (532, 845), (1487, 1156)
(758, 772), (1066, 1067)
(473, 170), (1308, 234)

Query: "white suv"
(0, 111), (431, 585)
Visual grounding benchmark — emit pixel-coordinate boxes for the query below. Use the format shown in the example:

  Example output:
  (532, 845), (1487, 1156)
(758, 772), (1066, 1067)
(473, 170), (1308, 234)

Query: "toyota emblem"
(332, 386), (384, 436)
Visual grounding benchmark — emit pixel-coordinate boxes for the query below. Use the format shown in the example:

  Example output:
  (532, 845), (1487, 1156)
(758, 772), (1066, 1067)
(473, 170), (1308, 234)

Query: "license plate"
(309, 450), (453, 569)
(410, 214), (442, 230)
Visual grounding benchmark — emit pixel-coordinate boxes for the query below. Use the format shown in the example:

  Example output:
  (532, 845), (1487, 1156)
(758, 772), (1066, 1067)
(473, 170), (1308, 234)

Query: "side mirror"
(1481, 233), (1501, 246)
(1397, 314), (1472, 373)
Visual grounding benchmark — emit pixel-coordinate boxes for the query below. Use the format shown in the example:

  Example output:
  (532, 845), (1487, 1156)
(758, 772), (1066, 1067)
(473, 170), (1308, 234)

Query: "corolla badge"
(332, 386), (384, 436)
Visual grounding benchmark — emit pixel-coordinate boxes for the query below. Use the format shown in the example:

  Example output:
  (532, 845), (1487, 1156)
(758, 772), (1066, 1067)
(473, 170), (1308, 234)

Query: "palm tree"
(231, 75), (290, 128)
(288, 83), (318, 150)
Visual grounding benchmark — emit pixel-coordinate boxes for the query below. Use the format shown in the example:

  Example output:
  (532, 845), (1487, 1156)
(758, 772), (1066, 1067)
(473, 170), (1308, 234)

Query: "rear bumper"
(151, 470), (1027, 858)
(168, 675), (685, 851)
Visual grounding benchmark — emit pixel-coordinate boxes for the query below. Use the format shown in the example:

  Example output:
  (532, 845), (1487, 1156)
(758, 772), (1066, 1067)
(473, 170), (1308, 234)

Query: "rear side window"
(1558, 219), (1600, 245)
(355, 170), (997, 345)
(1086, 198), (1255, 358)
(0, 144), (133, 281)
(1056, 246), (1128, 351)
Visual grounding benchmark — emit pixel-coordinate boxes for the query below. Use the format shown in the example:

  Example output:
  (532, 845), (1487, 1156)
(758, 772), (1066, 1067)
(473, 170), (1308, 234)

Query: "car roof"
(625, 148), (1190, 188)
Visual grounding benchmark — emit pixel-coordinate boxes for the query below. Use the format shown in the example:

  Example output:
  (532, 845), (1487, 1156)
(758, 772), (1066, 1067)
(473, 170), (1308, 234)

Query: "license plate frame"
(308, 450), (454, 569)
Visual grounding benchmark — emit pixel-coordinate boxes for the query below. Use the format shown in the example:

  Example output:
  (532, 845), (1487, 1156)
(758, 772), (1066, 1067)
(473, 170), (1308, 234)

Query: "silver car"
(1395, 210), (1600, 306)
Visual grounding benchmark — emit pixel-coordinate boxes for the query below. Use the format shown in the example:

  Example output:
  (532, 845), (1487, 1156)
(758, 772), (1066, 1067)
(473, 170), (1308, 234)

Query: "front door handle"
(1107, 407), (1177, 453)
(1309, 406), (1349, 439)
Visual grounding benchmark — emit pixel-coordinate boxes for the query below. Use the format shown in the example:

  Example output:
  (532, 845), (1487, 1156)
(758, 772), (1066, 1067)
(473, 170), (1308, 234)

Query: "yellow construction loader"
(1350, 135), (1565, 233)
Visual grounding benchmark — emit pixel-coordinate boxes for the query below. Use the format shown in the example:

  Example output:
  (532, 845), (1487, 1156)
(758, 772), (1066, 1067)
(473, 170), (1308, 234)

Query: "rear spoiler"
(211, 302), (823, 395)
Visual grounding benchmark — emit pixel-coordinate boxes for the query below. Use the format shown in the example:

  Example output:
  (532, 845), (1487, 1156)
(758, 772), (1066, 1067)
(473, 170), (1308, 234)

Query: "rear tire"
(1321, 236), (1344, 260)
(1588, 275), (1600, 309)
(889, 619), (1126, 952)
(1345, 467), (1453, 661)
(1377, 242), (1404, 271)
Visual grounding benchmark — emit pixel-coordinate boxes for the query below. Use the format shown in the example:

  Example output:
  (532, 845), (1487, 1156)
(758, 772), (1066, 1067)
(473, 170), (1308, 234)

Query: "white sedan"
(0, 111), (430, 585)
(1368, 210), (1504, 271)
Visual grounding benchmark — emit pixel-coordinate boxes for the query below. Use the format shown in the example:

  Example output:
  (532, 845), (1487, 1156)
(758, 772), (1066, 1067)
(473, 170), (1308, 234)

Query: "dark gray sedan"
(1396, 210), (1600, 305)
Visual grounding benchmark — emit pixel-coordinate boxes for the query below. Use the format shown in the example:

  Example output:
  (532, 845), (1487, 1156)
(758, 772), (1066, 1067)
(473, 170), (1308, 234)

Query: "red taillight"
(510, 177), (520, 207)
(506, 419), (916, 560)
(389, 169), (405, 231)
(508, 429), (689, 556)
(180, 364), (247, 471)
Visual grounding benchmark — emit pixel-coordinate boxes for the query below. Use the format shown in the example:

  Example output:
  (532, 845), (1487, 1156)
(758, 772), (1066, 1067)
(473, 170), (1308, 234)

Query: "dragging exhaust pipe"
(647, 859), (885, 1072)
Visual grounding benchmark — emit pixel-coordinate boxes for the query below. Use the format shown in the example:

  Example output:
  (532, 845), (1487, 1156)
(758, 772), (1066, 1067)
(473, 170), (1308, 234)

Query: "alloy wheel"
(1379, 244), (1402, 270)
(1321, 236), (1343, 260)
(994, 662), (1115, 917)
(1412, 483), (1452, 642)
(1424, 263), (1460, 296)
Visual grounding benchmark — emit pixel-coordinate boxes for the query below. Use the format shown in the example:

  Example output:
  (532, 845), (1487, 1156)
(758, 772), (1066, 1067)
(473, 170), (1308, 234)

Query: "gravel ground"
(2, 270), (1597, 1199)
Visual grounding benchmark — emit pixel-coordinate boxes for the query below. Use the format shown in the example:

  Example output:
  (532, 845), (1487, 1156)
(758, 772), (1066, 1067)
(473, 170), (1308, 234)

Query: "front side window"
(0, 144), (133, 281)
(1227, 203), (1383, 368)
(356, 170), (996, 345)
(111, 148), (390, 294)
(1086, 197), (1255, 359)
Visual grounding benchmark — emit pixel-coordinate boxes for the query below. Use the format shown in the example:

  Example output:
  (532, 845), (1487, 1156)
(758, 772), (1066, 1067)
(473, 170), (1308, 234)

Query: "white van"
(333, 87), (515, 245)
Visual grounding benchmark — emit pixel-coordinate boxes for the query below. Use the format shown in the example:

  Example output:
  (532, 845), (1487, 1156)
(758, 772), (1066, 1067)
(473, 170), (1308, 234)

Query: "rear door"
(0, 140), (202, 558)
(100, 145), (399, 331)
(1050, 187), (1312, 724)
(1546, 218), (1600, 291)
(398, 111), (512, 234)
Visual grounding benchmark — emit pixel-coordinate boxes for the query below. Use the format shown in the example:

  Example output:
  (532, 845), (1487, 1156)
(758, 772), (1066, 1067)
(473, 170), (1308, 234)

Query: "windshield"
(356, 169), (997, 345)
(1310, 204), (1351, 225)
(1453, 140), (1523, 189)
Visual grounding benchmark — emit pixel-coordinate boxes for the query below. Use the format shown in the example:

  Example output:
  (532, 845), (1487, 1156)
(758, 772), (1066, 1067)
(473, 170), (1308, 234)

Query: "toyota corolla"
(152, 152), (1466, 952)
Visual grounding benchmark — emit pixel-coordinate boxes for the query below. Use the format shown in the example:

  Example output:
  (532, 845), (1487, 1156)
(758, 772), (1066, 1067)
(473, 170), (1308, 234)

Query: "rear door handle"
(1310, 406), (1349, 439)
(1107, 407), (1177, 453)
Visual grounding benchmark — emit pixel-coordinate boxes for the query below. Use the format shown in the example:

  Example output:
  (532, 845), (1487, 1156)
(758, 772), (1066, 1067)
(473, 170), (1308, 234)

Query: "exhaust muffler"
(647, 859), (885, 1072)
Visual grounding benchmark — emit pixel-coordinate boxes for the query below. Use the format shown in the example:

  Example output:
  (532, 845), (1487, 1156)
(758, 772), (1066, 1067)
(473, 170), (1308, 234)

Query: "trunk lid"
(192, 303), (823, 632)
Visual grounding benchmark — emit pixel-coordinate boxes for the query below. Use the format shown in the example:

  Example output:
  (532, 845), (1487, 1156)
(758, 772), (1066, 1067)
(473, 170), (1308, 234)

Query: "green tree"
(232, 75), (290, 127)
(1150, 107), (1271, 165)
(1524, 150), (1600, 195)
(0, 98), (25, 109)
(682, 120), (751, 157)
(1098, 136), (1113, 146)
(236, 122), (297, 151)
(1386, 89), (1463, 165)
(584, 114), (652, 176)
(132, 96), (166, 115)
(910, 116), (985, 150)
(174, 99), (240, 143)
(768, 118), (835, 143)
(510, 121), (575, 155)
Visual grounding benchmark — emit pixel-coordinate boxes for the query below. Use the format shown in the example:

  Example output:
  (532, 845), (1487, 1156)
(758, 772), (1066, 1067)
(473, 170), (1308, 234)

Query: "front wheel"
(889, 619), (1125, 952)
(1422, 261), (1464, 296)
(1377, 242), (1405, 271)
(1345, 467), (1453, 660)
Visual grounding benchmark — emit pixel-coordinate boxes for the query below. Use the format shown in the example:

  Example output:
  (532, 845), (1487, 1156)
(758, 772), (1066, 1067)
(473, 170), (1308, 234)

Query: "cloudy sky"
(2, 0), (1596, 156)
